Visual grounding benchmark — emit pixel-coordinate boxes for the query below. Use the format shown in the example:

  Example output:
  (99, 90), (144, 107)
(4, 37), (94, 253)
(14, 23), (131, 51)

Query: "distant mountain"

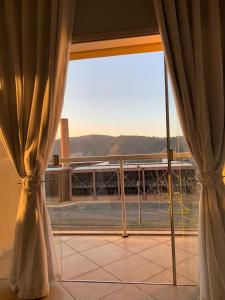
(53, 135), (189, 157)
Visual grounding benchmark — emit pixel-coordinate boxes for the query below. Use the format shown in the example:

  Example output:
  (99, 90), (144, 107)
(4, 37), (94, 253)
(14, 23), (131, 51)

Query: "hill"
(53, 135), (189, 156)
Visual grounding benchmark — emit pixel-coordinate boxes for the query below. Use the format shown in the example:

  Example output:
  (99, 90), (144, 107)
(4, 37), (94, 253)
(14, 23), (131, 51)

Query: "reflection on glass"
(43, 52), (200, 285)
(168, 75), (199, 285)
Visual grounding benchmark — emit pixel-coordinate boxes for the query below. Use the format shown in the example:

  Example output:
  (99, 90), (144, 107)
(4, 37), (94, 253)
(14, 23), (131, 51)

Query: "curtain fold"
(0, 0), (76, 298)
(154, 1), (225, 299)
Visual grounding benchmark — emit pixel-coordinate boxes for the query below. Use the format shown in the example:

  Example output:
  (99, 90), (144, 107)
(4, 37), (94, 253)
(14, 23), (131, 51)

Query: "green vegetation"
(54, 134), (188, 156)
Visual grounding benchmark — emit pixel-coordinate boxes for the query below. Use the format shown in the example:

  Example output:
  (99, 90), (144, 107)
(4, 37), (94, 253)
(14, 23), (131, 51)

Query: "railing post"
(117, 169), (121, 199)
(119, 160), (128, 237)
(138, 166), (142, 224)
(59, 169), (63, 203)
(93, 170), (97, 200)
(142, 168), (146, 200)
(69, 169), (72, 202)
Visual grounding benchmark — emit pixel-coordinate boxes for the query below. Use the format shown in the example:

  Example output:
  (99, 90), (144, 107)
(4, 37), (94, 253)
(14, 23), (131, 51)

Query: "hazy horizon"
(56, 133), (183, 139)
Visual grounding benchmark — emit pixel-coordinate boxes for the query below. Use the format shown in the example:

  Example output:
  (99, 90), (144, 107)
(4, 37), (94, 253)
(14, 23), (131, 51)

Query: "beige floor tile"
(115, 236), (159, 253)
(55, 242), (77, 259)
(176, 256), (199, 283)
(63, 282), (124, 300)
(150, 235), (171, 243)
(136, 283), (198, 300)
(0, 279), (198, 300)
(166, 236), (198, 255)
(102, 235), (122, 242)
(145, 269), (172, 284)
(82, 243), (133, 267)
(59, 235), (81, 241)
(76, 267), (119, 281)
(0, 257), (11, 279)
(102, 285), (154, 300)
(62, 253), (99, 279)
(64, 236), (108, 252)
(139, 243), (193, 268)
(146, 269), (195, 285)
(104, 254), (164, 282)
(175, 236), (198, 255)
(0, 280), (74, 300)
(63, 269), (124, 300)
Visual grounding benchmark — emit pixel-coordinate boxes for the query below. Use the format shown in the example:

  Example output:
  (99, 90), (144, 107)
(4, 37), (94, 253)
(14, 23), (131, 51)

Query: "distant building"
(45, 161), (197, 202)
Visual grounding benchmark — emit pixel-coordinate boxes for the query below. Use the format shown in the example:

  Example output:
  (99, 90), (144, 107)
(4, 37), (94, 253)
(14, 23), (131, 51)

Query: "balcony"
(0, 231), (198, 299)
(53, 234), (198, 299)
(44, 152), (199, 296)
(45, 152), (199, 233)
(0, 151), (199, 299)
(0, 234), (198, 299)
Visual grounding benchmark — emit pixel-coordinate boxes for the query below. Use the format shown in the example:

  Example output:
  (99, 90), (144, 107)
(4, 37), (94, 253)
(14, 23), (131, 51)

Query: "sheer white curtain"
(154, 1), (225, 299)
(0, 0), (76, 298)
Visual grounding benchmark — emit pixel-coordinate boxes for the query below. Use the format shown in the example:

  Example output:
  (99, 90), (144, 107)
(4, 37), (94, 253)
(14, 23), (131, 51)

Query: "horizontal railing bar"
(52, 152), (192, 164)
(176, 152), (192, 158)
(60, 153), (167, 163)
(71, 166), (194, 174)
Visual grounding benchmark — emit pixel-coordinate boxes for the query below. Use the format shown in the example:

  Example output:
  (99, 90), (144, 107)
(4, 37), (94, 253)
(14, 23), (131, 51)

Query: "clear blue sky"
(62, 51), (182, 137)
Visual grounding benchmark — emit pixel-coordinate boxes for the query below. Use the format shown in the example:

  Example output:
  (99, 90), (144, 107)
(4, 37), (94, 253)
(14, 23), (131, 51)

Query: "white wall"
(0, 140), (20, 254)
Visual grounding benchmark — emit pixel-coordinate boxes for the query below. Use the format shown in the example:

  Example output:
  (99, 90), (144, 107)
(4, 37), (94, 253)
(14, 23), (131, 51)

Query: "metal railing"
(53, 151), (192, 164)
(48, 151), (196, 286)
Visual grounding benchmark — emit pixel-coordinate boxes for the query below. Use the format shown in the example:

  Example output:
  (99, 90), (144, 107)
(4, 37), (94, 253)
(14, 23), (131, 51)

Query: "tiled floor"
(55, 234), (198, 285)
(0, 234), (199, 299)
(0, 279), (198, 300)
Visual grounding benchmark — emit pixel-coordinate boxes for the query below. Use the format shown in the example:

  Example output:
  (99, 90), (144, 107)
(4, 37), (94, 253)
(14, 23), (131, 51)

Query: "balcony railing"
(52, 151), (192, 163)
(45, 151), (199, 233)
(45, 151), (199, 287)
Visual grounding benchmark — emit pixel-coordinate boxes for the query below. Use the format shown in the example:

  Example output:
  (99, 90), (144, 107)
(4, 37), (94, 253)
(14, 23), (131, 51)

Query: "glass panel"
(168, 74), (199, 285)
(45, 160), (122, 230)
(124, 160), (170, 230)
(46, 52), (175, 283)
(123, 158), (172, 283)
(45, 129), (63, 275)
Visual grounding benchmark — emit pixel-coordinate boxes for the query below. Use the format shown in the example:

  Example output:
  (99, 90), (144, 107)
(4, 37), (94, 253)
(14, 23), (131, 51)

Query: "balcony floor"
(0, 279), (198, 300)
(55, 234), (198, 299)
(0, 234), (199, 299)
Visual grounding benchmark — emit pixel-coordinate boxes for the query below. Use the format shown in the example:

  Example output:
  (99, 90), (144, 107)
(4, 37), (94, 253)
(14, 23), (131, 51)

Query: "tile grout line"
(63, 245), (130, 282)
(143, 266), (197, 285)
(59, 281), (78, 300)
(63, 265), (100, 281)
(136, 250), (196, 270)
(63, 237), (111, 254)
(64, 235), (168, 256)
(133, 284), (158, 300)
(99, 284), (156, 300)
(143, 267), (173, 283)
(98, 283), (126, 299)
(81, 246), (134, 267)
(59, 236), (198, 286)
(61, 239), (171, 282)
(165, 239), (198, 256)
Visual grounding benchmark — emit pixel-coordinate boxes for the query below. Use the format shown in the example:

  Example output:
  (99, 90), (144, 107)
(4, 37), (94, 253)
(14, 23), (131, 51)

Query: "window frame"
(70, 34), (162, 60)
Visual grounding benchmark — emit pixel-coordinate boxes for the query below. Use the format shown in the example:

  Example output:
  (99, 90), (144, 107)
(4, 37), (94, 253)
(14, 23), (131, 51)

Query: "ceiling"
(72, 0), (159, 43)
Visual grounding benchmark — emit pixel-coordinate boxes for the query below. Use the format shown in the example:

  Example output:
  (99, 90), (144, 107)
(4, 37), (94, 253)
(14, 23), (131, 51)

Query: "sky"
(61, 51), (182, 138)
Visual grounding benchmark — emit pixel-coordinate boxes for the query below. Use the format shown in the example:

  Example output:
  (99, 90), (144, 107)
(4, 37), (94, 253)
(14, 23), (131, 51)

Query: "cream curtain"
(154, 1), (225, 299)
(0, 0), (75, 299)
